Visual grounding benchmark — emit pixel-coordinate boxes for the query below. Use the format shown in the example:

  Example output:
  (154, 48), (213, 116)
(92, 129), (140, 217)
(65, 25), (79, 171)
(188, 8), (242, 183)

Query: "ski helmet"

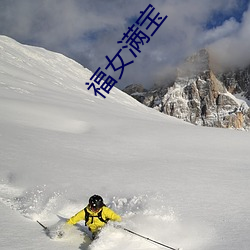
(89, 195), (104, 210)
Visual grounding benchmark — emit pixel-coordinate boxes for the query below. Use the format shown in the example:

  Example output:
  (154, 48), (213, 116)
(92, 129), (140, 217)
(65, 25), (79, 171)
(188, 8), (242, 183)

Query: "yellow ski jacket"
(67, 206), (121, 233)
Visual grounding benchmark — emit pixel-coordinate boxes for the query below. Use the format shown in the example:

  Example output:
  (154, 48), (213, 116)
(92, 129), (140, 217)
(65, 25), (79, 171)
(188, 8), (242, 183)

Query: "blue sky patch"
(206, 0), (249, 29)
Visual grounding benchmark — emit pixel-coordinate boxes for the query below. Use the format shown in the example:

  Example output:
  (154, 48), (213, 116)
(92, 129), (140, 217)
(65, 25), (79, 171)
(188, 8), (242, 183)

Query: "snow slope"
(0, 35), (250, 250)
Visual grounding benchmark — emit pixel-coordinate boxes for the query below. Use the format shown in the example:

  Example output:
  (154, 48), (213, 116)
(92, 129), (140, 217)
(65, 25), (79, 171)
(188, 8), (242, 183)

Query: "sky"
(0, 0), (249, 89)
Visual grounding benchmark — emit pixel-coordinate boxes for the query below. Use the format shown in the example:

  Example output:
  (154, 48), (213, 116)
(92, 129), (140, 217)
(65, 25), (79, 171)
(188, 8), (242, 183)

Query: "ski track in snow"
(0, 99), (91, 134)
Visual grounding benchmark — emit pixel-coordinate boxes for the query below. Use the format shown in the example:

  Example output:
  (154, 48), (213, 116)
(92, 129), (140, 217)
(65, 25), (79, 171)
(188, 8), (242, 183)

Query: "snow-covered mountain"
(217, 65), (250, 100)
(124, 49), (250, 130)
(0, 36), (250, 250)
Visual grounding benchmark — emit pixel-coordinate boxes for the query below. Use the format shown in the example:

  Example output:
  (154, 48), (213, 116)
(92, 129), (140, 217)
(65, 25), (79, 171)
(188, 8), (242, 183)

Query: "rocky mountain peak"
(123, 49), (250, 130)
(177, 48), (210, 78)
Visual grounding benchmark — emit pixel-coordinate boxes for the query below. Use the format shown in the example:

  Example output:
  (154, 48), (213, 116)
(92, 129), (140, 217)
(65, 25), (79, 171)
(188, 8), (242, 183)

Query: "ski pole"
(37, 220), (48, 231)
(122, 227), (180, 250)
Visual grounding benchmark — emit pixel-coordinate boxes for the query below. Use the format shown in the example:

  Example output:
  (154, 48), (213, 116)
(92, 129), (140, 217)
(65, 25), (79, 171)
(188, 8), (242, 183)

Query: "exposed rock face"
(123, 84), (146, 95)
(217, 66), (250, 99)
(123, 49), (250, 130)
(123, 84), (147, 103)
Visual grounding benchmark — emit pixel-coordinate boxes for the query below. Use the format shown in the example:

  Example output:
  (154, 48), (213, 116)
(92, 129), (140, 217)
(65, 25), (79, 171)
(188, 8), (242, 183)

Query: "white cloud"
(209, 4), (250, 68)
(200, 17), (240, 45)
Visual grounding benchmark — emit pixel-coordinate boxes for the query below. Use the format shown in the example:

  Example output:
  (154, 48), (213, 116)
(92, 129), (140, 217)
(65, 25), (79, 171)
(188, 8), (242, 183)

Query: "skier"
(66, 194), (121, 239)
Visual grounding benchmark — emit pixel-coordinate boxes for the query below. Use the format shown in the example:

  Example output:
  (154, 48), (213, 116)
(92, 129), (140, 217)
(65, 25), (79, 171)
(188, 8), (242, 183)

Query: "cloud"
(0, 0), (249, 88)
(200, 18), (240, 45)
(209, 3), (250, 69)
